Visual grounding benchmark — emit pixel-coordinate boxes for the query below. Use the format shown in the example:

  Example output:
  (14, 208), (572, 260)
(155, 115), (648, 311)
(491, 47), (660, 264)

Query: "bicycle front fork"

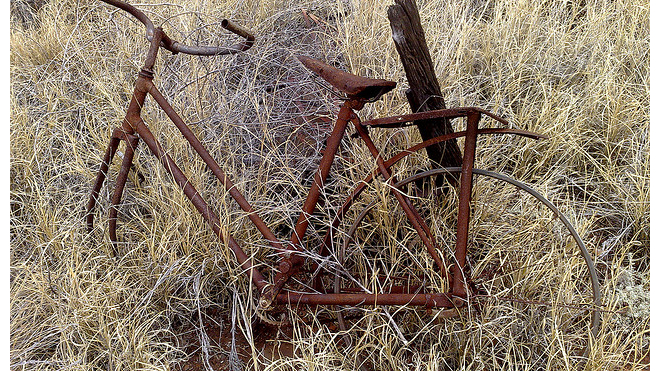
(86, 128), (139, 246)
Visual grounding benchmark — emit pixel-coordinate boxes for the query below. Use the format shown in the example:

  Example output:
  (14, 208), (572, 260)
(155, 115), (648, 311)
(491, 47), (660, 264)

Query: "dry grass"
(10, 0), (649, 370)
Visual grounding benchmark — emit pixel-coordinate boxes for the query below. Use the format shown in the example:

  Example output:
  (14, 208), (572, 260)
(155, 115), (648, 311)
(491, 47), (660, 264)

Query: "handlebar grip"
(220, 19), (256, 52)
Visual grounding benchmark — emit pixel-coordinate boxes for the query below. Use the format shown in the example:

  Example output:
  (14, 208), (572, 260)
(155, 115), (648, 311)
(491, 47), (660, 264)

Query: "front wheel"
(333, 167), (601, 370)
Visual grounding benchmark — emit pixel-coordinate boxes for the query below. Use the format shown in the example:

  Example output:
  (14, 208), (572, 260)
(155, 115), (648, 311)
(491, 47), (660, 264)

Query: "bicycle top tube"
(99, 0), (255, 56)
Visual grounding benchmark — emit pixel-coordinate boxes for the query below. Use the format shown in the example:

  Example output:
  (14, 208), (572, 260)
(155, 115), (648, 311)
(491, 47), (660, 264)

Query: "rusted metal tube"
(452, 112), (481, 299)
(160, 22), (255, 56)
(377, 128), (545, 174)
(141, 28), (165, 74)
(87, 135), (121, 232)
(99, 0), (155, 40)
(260, 102), (355, 309)
(351, 116), (449, 278)
(108, 131), (139, 243)
(132, 118), (268, 290)
(88, 24), (156, 234)
(122, 74), (152, 134)
(291, 103), (353, 247)
(316, 125), (546, 290)
(99, 1), (255, 56)
(276, 291), (453, 307)
(146, 81), (284, 252)
(477, 127), (546, 139)
(219, 19), (255, 52)
(94, 0), (262, 290)
(361, 107), (509, 128)
(339, 284), (423, 294)
(315, 126), (545, 287)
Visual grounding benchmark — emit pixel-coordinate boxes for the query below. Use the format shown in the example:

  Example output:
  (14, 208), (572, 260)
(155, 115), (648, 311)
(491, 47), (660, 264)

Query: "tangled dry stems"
(10, 0), (648, 370)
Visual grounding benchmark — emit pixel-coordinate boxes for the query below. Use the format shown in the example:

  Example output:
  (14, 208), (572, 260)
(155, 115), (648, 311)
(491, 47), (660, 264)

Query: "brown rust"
(361, 106), (511, 128)
(86, 135), (121, 232)
(108, 130), (139, 244)
(451, 112), (480, 299)
(133, 118), (268, 290)
(316, 126), (545, 270)
(351, 115), (449, 278)
(259, 101), (356, 310)
(146, 80), (285, 253)
(276, 291), (454, 308)
(297, 55), (396, 100)
(89, 0), (266, 291)
(87, 3), (559, 327)
(99, 0), (254, 56)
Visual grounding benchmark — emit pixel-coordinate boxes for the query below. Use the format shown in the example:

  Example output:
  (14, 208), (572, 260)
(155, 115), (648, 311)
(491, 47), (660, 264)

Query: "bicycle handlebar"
(100, 0), (254, 56)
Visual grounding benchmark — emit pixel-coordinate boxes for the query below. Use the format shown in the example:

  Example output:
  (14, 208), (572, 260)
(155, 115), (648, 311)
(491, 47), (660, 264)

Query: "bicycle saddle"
(298, 56), (396, 101)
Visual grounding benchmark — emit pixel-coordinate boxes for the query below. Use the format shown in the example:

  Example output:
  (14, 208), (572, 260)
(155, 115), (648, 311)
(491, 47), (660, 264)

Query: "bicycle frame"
(87, 2), (548, 314)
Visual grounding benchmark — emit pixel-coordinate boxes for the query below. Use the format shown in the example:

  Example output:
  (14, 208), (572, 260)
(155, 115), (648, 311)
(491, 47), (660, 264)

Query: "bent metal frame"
(87, 0), (601, 331)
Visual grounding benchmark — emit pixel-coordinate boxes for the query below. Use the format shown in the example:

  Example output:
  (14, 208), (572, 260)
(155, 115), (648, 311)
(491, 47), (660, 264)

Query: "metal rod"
(276, 291), (453, 307)
(146, 81), (285, 252)
(361, 107), (510, 128)
(318, 127), (545, 257)
(291, 102), (353, 247)
(452, 112), (480, 299)
(108, 131), (139, 244)
(87, 135), (121, 232)
(352, 116), (449, 279)
(99, 0), (255, 56)
(259, 101), (355, 310)
(132, 118), (268, 290)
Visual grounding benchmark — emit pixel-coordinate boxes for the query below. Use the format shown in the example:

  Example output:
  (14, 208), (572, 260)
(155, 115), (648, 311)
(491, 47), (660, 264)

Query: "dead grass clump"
(11, 0), (648, 370)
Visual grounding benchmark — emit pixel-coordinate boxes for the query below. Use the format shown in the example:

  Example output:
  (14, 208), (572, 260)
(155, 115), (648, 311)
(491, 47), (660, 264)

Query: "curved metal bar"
(477, 127), (548, 140)
(379, 128), (545, 176)
(398, 167), (602, 339)
(318, 127), (546, 260)
(164, 19), (255, 56)
(100, 0), (155, 40)
(99, 0), (255, 56)
(330, 166), (602, 352)
(361, 107), (511, 128)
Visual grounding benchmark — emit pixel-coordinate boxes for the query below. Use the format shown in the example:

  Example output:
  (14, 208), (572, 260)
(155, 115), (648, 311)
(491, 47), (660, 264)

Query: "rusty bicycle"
(87, 0), (602, 367)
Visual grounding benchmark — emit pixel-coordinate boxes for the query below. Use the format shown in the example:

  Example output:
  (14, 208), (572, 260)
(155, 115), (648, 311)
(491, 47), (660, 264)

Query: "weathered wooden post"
(388, 0), (462, 187)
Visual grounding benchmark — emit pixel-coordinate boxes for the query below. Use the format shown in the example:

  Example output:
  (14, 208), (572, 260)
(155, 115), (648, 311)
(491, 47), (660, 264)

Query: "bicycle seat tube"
(258, 99), (362, 310)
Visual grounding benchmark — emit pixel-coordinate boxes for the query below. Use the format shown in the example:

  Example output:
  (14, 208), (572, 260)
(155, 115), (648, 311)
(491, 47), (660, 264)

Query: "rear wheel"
(333, 167), (601, 370)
